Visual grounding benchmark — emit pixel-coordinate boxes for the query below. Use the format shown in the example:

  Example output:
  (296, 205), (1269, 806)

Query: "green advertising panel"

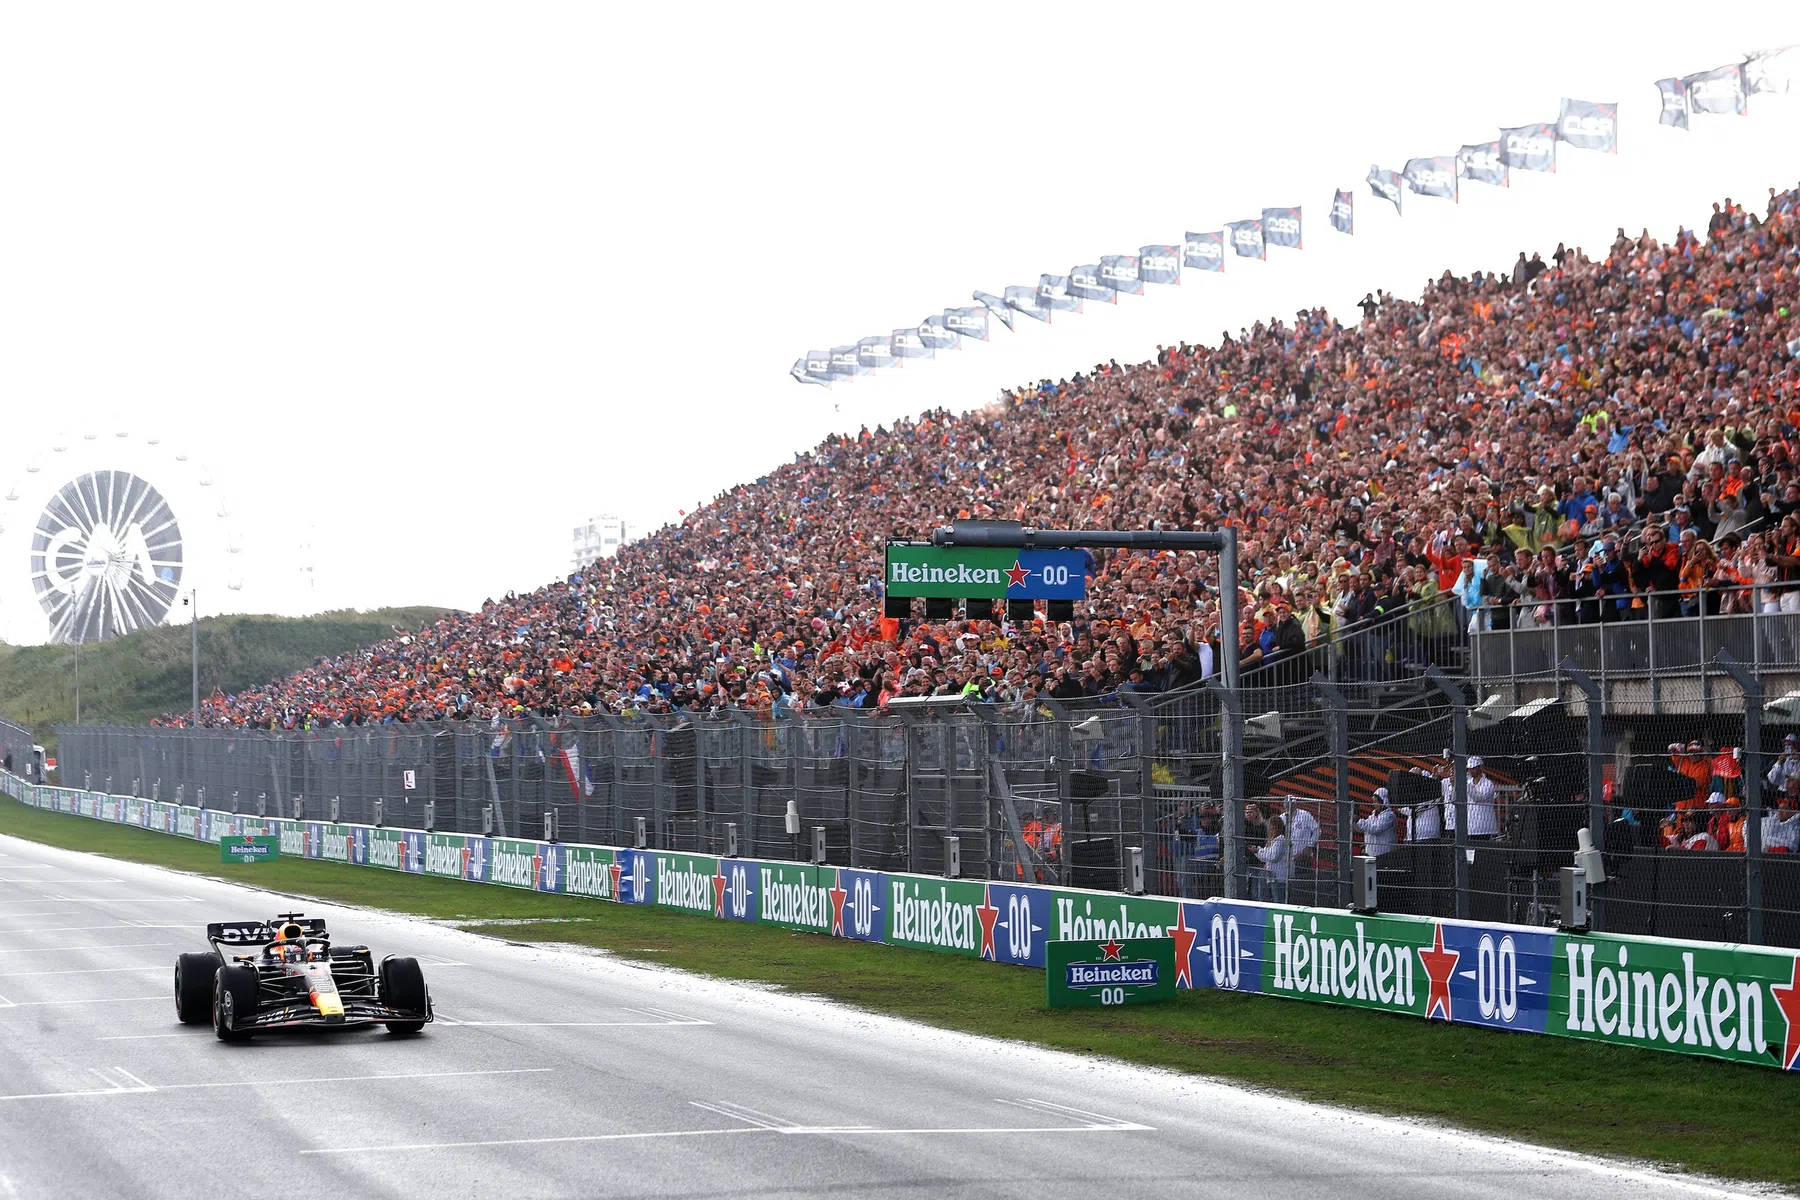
(1046, 937), (1177, 1008)
(424, 833), (471, 879)
(1264, 907), (1436, 1017)
(654, 853), (720, 917)
(367, 827), (406, 871)
(490, 838), (540, 890)
(1554, 931), (1800, 1069)
(886, 876), (989, 956)
(757, 861), (832, 933)
(564, 845), (618, 900)
(884, 545), (1031, 599)
(220, 835), (279, 865)
(1048, 889), (1180, 943)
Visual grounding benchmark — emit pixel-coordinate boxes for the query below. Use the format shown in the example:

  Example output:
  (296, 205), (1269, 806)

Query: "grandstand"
(165, 184), (1800, 731)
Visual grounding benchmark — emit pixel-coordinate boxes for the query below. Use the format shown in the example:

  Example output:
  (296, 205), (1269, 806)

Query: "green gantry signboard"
(1046, 937), (1177, 1008)
(221, 835), (279, 865)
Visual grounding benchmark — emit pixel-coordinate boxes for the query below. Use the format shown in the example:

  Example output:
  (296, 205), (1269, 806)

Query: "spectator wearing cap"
(1356, 788), (1398, 857)
(1767, 734), (1800, 794)
(1444, 756), (1501, 838)
(1707, 791), (1747, 853)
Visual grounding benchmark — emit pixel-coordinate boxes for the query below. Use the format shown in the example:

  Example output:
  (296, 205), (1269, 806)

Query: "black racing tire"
(174, 953), (215, 1025)
(212, 964), (257, 1043)
(378, 956), (428, 1035)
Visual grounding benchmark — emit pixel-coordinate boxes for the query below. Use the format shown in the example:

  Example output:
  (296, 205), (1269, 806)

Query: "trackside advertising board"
(221, 835), (279, 864)
(1047, 937), (1177, 1008)
(9, 774), (1800, 1072)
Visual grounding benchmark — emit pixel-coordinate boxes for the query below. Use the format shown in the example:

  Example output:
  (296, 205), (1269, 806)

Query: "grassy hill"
(0, 607), (450, 748)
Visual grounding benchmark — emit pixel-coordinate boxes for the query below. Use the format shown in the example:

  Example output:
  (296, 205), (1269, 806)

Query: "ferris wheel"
(0, 429), (244, 646)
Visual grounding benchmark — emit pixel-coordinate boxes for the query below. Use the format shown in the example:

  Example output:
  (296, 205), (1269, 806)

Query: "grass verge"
(4, 795), (1797, 1190)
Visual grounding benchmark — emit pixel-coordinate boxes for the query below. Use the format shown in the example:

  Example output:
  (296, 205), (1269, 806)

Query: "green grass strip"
(4, 795), (1797, 1190)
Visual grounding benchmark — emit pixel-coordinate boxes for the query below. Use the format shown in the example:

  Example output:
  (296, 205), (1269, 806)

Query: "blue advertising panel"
(718, 857), (758, 922)
(464, 835), (491, 884)
(983, 881), (1050, 967)
(1440, 920), (1554, 1034)
(830, 867), (885, 941)
(1011, 549), (1089, 599)
(535, 841), (562, 893)
(616, 848), (655, 904)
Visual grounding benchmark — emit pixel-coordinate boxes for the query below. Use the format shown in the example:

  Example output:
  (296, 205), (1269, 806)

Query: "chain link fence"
(41, 627), (1800, 950)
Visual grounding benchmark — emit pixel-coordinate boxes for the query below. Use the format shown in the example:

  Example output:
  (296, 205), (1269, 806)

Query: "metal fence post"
(1426, 666), (1470, 920)
(1716, 651), (1763, 945)
(1560, 658), (1608, 933)
(1117, 691), (1157, 863)
(1205, 678), (1245, 900)
(1312, 673), (1351, 909)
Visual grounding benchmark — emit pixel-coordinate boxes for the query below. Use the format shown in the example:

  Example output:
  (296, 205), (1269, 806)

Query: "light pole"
(183, 588), (198, 726)
(72, 574), (94, 726)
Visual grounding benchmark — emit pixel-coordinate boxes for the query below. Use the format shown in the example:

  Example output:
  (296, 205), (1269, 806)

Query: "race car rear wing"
(207, 917), (328, 946)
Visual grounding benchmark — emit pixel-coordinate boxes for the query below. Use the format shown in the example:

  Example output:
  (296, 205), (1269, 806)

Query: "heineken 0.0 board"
(221, 835), (280, 865)
(1046, 937), (1176, 1008)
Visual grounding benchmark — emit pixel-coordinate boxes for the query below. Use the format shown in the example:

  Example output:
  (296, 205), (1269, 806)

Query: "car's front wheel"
(379, 956), (428, 1035)
(174, 953), (214, 1025)
(212, 965), (257, 1043)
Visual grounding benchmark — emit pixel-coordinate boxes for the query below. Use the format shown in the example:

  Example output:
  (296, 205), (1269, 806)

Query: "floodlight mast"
(931, 518), (1248, 897)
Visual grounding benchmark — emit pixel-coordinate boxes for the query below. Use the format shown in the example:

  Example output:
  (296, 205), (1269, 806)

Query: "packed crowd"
(167, 185), (1800, 729)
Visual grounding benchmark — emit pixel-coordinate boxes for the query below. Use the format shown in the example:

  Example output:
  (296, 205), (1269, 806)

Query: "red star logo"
(1172, 905), (1198, 989)
(1100, 939), (1124, 961)
(1771, 956), (1800, 1070)
(1004, 561), (1031, 589)
(461, 847), (471, 879)
(1417, 924), (1460, 1022)
(975, 885), (1000, 961)
(532, 855), (543, 888)
(608, 860), (623, 901)
(711, 869), (728, 918)
(828, 870), (848, 936)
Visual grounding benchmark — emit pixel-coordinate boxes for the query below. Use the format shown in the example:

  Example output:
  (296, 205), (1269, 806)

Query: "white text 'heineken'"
(1271, 913), (1416, 1008)
(1565, 944), (1768, 1054)
(891, 882), (976, 951)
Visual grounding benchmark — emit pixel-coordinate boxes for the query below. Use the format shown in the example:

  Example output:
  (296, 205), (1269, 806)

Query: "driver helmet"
(271, 922), (305, 956)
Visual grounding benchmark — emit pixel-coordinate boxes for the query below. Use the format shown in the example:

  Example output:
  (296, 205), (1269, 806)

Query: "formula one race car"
(173, 912), (432, 1042)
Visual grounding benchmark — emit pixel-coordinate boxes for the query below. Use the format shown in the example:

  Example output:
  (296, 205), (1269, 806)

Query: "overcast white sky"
(1, 3), (1797, 643)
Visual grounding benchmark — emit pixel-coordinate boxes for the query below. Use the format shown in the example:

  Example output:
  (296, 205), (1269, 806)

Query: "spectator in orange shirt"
(1670, 740), (1714, 808)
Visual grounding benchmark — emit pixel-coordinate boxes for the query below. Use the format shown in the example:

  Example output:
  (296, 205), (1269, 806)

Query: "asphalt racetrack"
(0, 834), (1758, 1200)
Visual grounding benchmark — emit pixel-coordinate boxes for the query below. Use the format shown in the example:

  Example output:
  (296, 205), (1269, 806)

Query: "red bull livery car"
(173, 912), (433, 1042)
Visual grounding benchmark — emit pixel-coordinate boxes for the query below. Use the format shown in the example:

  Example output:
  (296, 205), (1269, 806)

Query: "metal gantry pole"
(1717, 651), (1764, 945)
(1561, 659), (1608, 933)
(1313, 673), (1352, 909)
(1427, 666), (1471, 921)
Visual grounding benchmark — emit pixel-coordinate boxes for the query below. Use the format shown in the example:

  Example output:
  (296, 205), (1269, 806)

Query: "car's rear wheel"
(379, 956), (428, 1034)
(212, 965), (257, 1042)
(175, 953), (214, 1025)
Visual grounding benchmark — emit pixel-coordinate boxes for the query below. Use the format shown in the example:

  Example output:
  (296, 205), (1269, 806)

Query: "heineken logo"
(566, 851), (615, 899)
(1054, 897), (1166, 943)
(761, 867), (830, 930)
(322, 830), (350, 862)
(1066, 960), (1158, 988)
(424, 839), (466, 878)
(492, 843), (535, 889)
(890, 881), (977, 952)
(657, 858), (715, 913)
(889, 561), (1012, 586)
(1565, 943), (1783, 1058)
(279, 825), (307, 856)
(367, 834), (402, 870)
(1270, 912), (1419, 1010)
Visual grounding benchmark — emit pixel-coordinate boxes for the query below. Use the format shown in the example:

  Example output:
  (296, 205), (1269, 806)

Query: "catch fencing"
(43, 596), (1800, 951)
